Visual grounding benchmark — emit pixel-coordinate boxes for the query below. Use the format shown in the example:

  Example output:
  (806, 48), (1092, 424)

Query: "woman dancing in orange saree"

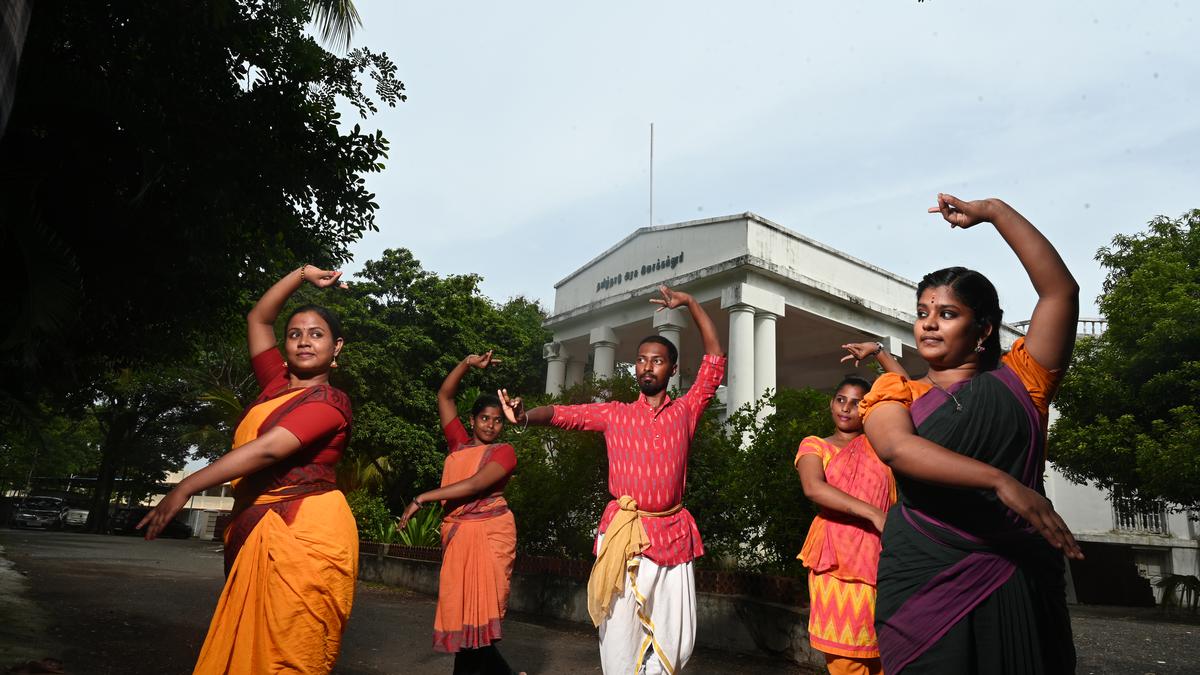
(795, 343), (905, 675)
(139, 265), (357, 674)
(398, 351), (523, 675)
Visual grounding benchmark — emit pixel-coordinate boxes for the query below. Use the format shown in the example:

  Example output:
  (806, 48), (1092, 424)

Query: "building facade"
(542, 212), (1020, 408)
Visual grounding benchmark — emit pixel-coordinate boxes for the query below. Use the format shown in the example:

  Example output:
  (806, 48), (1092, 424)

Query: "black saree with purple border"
(874, 365), (1076, 674)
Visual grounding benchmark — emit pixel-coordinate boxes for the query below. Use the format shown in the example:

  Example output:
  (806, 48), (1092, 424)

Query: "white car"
(64, 508), (89, 528)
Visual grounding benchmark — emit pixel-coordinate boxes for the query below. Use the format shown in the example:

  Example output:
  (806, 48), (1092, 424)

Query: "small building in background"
(149, 469), (235, 541)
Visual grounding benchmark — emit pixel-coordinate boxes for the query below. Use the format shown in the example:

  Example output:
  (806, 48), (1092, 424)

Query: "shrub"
(346, 488), (396, 542)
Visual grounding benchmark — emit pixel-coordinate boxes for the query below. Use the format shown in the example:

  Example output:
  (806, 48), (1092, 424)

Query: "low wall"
(358, 543), (823, 668)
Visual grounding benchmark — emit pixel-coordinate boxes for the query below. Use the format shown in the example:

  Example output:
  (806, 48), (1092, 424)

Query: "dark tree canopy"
(1050, 210), (1200, 509)
(1, 0), (402, 398)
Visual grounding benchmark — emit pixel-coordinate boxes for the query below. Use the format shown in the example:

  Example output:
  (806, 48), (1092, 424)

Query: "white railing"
(1011, 317), (1106, 336)
(1112, 486), (1170, 536)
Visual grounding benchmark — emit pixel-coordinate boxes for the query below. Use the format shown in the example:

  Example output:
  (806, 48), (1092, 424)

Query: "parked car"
(107, 506), (193, 539)
(9, 496), (68, 530)
(63, 507), (89, 528)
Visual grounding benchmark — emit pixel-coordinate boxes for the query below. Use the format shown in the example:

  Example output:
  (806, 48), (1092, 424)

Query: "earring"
(331, 358), (339, 368)
(974, 341), (985, 353)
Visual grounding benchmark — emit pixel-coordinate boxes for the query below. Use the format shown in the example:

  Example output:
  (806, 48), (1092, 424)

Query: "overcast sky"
(338, 1), (1198, 323)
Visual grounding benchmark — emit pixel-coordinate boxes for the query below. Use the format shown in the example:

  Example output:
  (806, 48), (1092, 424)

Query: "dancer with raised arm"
(862, 195), (1082, 674)
(498, 285), (725, 675)
(138, 265), (356, 674)
(398, 351), (523, 675)
(795, 342), (907, 675)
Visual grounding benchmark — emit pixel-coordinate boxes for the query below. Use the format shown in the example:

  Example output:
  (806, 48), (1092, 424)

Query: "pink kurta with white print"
(550, 354), (726, 566)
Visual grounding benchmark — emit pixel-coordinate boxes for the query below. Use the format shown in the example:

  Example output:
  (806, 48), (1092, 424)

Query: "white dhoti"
(598, 553), (696, 675)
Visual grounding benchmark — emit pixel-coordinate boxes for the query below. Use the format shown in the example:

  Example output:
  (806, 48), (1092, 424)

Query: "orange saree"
(193, 385), (357, 675)
(432, 429), (517, 653)
(796, 435), (896, 664)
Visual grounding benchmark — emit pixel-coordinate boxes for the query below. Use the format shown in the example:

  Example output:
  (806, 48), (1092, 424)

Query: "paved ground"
(0, 530), (811, 674)
(2, 529), (1197, 674)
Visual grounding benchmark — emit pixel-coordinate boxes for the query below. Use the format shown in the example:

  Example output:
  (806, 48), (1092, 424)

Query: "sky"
(336, 1), (1199, 323)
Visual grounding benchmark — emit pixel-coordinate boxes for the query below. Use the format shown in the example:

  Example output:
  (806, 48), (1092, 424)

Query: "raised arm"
(438, 351), (500, 428)
(796, 454), (886, 533)
(247, 265), (346, 357)
(864, 403), (1082, 559)
(651, 285), (723, 356)
(931, 195), (1080, 371)
(841, 341), (909, 378)
(137, 426), (305, 539)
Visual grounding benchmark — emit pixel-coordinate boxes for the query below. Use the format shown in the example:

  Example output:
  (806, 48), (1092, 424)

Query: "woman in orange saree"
(398, 351), (522, 675)
(794, 343), (906, 675)
(139, 265), (357, 674)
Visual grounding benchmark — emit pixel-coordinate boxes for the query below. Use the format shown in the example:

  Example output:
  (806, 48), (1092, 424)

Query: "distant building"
(149, 469), (234, 541)
(540, 212), (1020, 412)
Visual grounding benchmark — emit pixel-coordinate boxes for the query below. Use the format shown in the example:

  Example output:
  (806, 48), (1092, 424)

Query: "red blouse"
(442, 419), (517, 476)
(250, 349), (350, 465)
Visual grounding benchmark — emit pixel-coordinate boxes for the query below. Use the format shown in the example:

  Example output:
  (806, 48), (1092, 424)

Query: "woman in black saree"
(861, 194), (1083, 674)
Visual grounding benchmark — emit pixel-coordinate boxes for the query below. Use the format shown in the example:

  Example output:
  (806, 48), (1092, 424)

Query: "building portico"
(543, 213), (1020, 411)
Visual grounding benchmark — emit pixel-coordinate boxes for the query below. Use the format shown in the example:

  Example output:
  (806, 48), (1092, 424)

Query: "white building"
(542, 212), (1020, 407)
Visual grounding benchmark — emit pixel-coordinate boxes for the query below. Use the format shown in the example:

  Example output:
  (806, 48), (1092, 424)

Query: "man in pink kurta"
(502, 285), (726, 675)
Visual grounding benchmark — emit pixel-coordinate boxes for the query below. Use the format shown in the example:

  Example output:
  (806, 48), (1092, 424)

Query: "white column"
(565, 358), (586, 389)
(754, 311), (778, 420)
(653, 307), (688, 391)
(723, 283), (785, 420)
(589, 326), (619, 380)
(544, 342), (567, 395)
(725, 304), (756, 414)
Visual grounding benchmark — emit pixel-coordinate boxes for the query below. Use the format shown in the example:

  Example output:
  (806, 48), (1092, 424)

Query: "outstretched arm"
(651, 285), (723, 356)
(841, 341), (909, 378)
(931, 195), (1079, 371)
(247, 265), (346, 357)
(865, 403), (1083, 559)
(796, 454), (887, 533)
(438, 351), (501, 428)
(397, 462), (510, 528)
(137, 426), (304, 539)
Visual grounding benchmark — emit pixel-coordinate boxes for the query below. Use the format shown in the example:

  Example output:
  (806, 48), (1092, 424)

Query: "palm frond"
(307, 0), (361, 52)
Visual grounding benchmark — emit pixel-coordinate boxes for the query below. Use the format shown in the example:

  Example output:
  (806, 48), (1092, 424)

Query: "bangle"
(300, 264), (310, 283)
(872, 341), (884, 357)
(412, 496), (423, 507)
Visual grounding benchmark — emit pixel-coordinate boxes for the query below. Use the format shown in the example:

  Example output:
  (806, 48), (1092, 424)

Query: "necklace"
(926, 372), (967, 412)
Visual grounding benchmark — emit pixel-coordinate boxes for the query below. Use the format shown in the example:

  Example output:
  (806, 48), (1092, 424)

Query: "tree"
(1050, 210), (1200, 510)
(2, 0), (402, 414)
(308, 248), (553, 512)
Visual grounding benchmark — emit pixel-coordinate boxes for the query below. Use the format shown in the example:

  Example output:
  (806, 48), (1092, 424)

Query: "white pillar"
(565, 358), (586, 389)
(754, 311), (778, 420)
(589, 326), (619, 380)
(725, 304), (756, 414)
(722, 283), (785, 420)
(653, 307), (688, 391)
(544, 342), (567, 395)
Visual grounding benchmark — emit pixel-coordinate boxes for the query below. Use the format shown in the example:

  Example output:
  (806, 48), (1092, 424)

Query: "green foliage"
(1050, 210), (1200, 509)
(396, 502), (445, 547)
(688, 389), (831, 575)
(3, 0), (402, 414)
(312, 248), (551, 512)
(346, 488), (395, 541)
